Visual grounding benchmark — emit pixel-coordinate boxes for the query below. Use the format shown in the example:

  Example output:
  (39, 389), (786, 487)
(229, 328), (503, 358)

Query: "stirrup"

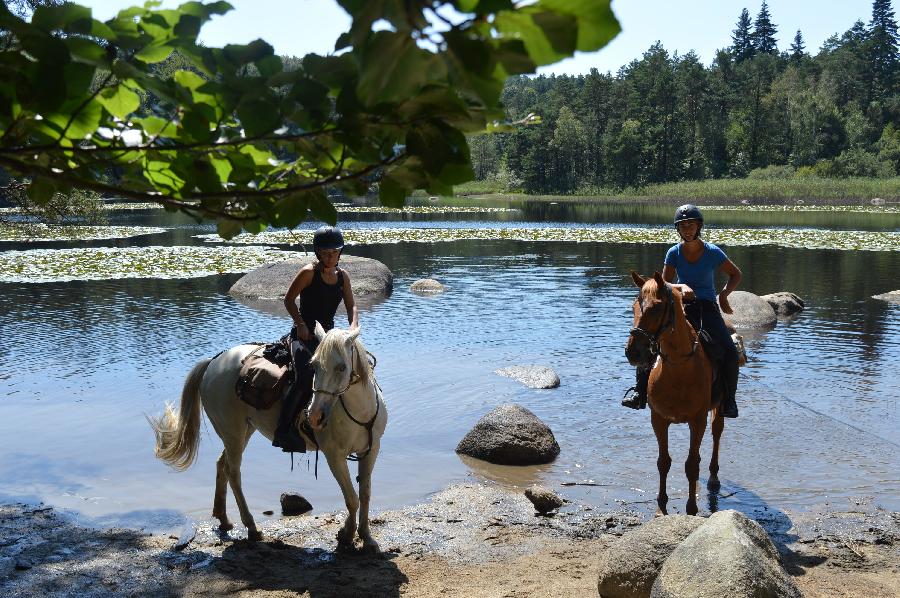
(621, 387), (647, 410)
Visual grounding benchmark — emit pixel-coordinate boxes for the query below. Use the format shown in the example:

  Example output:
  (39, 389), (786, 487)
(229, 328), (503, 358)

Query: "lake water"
(1, 199), (898, 531)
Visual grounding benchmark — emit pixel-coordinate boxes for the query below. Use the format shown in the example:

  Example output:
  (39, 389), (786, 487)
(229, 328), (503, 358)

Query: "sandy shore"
(1, 484), (897, 597)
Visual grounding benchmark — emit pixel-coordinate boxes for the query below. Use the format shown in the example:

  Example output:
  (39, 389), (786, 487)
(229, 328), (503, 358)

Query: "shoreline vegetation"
(451, 176), (900, 204)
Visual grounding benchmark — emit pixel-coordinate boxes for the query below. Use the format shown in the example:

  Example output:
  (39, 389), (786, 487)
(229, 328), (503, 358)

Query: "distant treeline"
(470, 1), (900, 194)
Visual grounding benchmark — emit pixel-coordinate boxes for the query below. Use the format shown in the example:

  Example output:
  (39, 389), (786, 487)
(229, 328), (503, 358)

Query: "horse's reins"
(631, 283), (699, 362)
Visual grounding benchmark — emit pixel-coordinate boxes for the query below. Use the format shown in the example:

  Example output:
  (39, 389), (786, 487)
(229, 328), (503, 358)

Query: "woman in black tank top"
(273, 226), (358, 452)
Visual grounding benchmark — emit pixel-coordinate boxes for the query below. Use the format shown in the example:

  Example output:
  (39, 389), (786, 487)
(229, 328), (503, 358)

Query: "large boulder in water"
(597, 515), (705, 598)
(456, 404), (560, 465)
(229, 255), (393, 314)
(760, 292), (805, 317)
(724, 291), (777, 329)
(652, 510), (801, 598)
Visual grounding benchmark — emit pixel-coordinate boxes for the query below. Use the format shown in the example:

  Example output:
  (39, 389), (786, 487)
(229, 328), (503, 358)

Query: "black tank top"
(299, 266), (344, 332)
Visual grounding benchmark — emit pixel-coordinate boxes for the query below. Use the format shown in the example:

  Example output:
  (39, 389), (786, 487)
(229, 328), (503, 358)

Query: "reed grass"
(454, 177), (900, 203)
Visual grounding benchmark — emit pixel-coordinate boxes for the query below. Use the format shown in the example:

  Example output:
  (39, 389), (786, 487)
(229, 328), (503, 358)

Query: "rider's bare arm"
(662, 264), (695, 300)
(341, 269), (359, 329)
(284, 265), (315, 340)
(718, 260), (742, 315)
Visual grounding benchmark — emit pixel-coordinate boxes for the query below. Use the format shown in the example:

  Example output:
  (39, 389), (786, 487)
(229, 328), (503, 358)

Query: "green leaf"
(133, 116), (172, 137)
(256, 55), (282, 78)
(531, 11), (577, 55)
(357, 31), (434, 106)
(32, 4), (92, 34)
(334, 32), (352, 51)
(496, 40), (537, 74)
(272, 193), (311, 228)
(216, 219), (243, 239)
(494, 10), (563, 66)
(236, 98), (280, 136)
(65, 38), (107, 65)
(378, 174), (408, 208)
(307, 189), (337, 225)
(97, 85), (141, 119)
(27, 177), (58, 205)
(135, 44), (174, 64)
(223, 40), (274, 65)
(538, 0), (621, 52)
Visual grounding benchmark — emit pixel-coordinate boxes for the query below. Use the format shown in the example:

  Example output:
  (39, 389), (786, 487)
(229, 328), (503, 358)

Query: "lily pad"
(0, 246), (305, 283)
(0, 223), (166, 242)
(195, 226), (900, 252)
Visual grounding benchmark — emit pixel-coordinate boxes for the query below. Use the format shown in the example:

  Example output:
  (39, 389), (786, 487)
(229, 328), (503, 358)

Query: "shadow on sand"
(209, 539), (408, 597)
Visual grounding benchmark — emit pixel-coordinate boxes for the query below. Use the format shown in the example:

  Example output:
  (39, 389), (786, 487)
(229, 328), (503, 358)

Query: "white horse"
(148, 325), (387, 550)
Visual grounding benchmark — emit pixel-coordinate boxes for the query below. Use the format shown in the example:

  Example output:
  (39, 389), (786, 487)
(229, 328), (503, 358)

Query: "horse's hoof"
(248, 530), (263, 542)
(217, 522), (234, 532)
(336, 528), (355, 550)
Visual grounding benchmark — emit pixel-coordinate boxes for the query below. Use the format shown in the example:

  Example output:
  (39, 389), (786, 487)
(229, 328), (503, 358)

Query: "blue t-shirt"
(664, 242), (728, 302)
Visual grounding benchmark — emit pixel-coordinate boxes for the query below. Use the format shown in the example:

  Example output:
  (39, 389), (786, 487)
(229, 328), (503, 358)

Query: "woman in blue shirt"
(622, 204), (742, 418)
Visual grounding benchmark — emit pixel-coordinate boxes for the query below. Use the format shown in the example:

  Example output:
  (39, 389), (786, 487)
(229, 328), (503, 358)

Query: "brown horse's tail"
(147, 358), (211, 471)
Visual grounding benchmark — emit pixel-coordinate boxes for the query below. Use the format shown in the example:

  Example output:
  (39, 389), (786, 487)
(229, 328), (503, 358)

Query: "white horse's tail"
(148, 358), (211, 471)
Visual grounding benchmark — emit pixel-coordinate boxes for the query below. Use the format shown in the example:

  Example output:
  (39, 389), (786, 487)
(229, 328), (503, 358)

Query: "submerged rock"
(524, 485), (565, 515)
(456, 404), (560, 465)
(597, 515), (705, 598)
(652, 510), (801, 598)
(280, 493), (313, 516)
(494, 365), (560, 389)
(724, 291), (777, 329)
(873, 290), (900, 303)
(410, 278), (447, 294)
(761, 291), (805, 317)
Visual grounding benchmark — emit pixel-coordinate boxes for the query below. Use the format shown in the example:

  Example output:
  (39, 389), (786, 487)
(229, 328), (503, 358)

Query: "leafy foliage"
(468, 3), (900, 194)
(0, 1), (620, 235)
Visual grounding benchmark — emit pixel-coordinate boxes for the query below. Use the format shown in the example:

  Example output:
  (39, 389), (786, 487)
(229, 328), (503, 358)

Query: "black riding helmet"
(674, 204), (703, 240)
(312, 226), (344, 251)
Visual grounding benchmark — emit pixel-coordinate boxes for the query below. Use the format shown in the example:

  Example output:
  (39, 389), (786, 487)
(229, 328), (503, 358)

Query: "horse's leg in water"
(707, 410), (724, 493)
(685, 411), (708, 516)
(651, 411), (672, 515)
(212, 450), (232, 531)
(356, 442), (381, 552)
(224, 425), (261, 541)
(324, 449), (359, 549)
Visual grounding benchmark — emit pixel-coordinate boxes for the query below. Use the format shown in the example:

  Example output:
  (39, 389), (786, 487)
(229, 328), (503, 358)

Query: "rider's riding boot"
(721, 394), (739, 418)
(273, 386), (308, 453)
(622, 367), (649, 409)
(621, 387), (647, 409)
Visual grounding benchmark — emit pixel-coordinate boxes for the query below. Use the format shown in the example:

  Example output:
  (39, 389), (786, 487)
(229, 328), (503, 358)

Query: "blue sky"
(79, 0), (896, 75)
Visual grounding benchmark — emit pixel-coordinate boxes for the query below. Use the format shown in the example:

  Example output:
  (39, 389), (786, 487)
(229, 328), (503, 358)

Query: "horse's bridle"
(309, 343), (380, 460)
(630, 283), (676, 361)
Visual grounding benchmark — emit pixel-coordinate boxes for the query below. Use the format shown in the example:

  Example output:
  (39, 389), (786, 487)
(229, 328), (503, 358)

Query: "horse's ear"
(346, 327), (360, 343)
(653, 271), (665, 290)
(314, 321), (327, 342)
(631, 271), (646, 288)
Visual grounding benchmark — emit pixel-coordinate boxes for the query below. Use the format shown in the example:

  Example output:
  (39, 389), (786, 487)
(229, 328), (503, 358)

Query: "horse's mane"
(311, 328), (371, 387)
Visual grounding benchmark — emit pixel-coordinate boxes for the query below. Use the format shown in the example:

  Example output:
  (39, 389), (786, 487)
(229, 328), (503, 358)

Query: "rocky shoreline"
(2, 484), (897, 597)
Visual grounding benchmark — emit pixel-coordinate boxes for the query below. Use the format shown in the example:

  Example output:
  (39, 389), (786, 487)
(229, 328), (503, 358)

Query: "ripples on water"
(0, 205), (898, 530)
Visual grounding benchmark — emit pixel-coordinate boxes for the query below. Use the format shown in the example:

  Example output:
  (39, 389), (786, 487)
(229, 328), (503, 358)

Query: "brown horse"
(624, 271), (725, 516)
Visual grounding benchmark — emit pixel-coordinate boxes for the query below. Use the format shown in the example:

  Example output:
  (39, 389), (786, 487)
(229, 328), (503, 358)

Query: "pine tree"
(868, 0), (899, 95)
(753, 1), (778, 54)
(789, 30), (806, 63)
(732, 8), (755, 62)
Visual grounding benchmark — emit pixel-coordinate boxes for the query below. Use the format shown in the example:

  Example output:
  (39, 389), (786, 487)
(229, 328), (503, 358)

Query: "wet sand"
(1, 484), (897, 597)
